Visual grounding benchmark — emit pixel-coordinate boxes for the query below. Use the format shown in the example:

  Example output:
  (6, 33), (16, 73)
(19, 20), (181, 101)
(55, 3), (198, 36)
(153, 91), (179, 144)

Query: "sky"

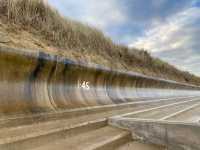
(48, 0), (200, 76)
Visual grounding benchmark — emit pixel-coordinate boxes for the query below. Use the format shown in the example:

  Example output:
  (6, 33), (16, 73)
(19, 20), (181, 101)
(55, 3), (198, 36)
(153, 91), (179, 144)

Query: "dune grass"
(0, 0), (116, 51)
(0, 0), (200, 85)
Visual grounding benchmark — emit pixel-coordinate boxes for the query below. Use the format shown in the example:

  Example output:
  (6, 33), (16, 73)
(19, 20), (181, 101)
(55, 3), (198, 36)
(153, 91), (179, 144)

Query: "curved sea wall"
(0, 46), (200, 114)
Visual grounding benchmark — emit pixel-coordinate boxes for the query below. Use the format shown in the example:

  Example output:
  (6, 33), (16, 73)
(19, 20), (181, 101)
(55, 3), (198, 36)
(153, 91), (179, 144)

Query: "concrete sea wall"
(0, 46), (200, 114)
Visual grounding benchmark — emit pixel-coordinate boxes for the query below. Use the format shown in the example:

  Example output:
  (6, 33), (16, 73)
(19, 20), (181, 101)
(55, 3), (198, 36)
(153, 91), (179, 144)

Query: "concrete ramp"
(109, 117), (200, 150)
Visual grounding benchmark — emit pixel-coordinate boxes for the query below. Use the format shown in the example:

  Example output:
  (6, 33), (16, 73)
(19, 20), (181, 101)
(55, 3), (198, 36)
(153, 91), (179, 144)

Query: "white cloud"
(129, 7), (200, 52)
(129, 7), (200, 75)
(48, 0), (127, 30)
(83, 0), (126, 29)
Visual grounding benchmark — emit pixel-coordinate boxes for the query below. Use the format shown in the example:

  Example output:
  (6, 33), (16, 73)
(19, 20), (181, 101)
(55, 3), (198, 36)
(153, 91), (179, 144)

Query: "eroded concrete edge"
(108, 117), (200, 150)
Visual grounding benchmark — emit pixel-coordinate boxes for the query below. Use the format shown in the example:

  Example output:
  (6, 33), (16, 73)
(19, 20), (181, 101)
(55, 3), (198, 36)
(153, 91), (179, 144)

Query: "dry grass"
(0, 0), (115, 51)
(0, 0), (200, 85)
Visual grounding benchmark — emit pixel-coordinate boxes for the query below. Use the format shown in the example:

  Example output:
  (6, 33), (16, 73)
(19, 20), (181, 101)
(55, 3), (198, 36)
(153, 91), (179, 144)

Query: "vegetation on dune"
(0, 0), (200, 85)
(0, 0), (117, 52)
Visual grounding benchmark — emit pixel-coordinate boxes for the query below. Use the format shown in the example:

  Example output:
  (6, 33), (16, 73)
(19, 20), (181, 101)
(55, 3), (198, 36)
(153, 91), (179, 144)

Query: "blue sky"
(48, 0), (200, 76)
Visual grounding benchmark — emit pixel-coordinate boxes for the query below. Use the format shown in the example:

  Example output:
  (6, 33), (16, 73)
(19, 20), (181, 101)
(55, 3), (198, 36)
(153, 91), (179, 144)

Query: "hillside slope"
(0, 0), (200, 85)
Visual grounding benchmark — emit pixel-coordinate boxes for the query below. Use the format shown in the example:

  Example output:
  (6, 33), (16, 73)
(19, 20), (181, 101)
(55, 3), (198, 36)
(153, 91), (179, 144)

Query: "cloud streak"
(129, 6), (200, 75)
(129, 7), (200, 52)
(48, 0), (126, 31)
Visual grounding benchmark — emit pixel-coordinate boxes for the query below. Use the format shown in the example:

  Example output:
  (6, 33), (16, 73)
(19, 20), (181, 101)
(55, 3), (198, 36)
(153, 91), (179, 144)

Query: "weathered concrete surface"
(115, 141), (164, 150)
(109, 117), (200, 150)
(0, 45), (200, 149)
(0, 45), (200, 115)
(0, 96), (191, 128)
(122, 98), (200, 120)
(0, 97), (175, 150)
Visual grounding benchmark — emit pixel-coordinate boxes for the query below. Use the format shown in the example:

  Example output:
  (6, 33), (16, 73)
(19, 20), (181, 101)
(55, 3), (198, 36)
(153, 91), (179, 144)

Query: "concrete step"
(109, 118), (200, 150)
(0, 96), (192, 129)
(167, 103), (200, 122)
(0, 119), (107, 150)
(0, 96), (196, 148)
(0, 96), (193, 146)
(31, 126), (131, 150)
(115, 141), (165, 150)
(123, 98), (200, 120)
(0, 96), (196, 150)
